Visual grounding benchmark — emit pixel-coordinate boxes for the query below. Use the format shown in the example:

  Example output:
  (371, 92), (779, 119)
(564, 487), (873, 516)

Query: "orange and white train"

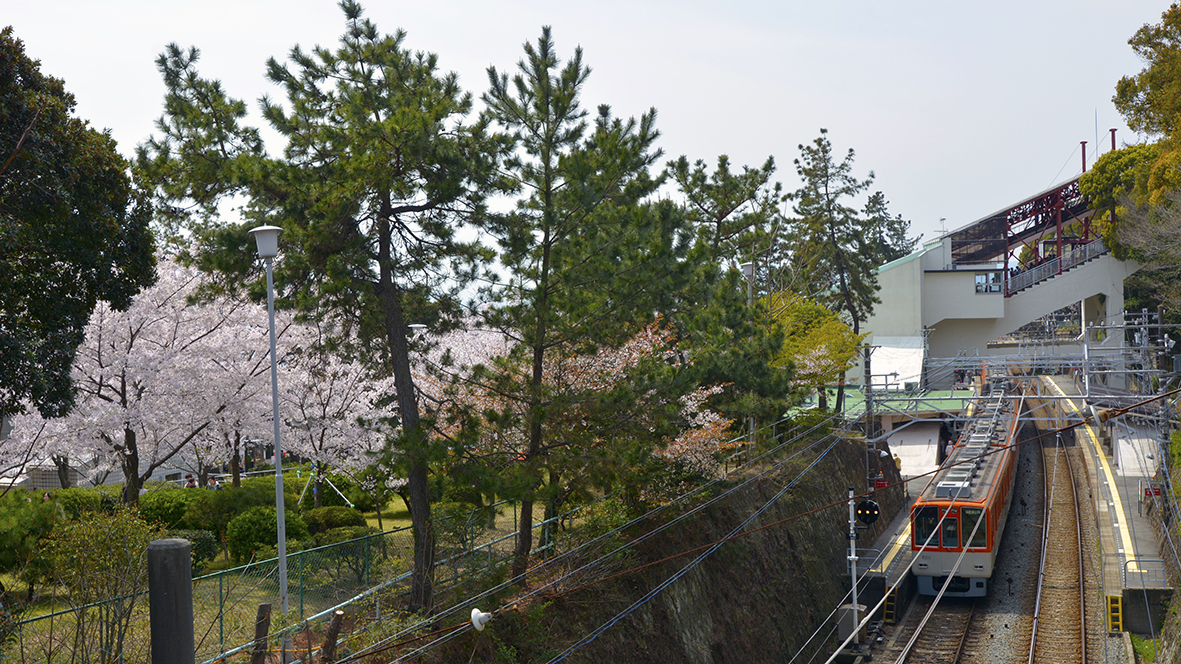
(911, 381), (1023, 597)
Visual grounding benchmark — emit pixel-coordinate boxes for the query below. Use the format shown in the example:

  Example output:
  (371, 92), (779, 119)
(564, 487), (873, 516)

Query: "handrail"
(1123, 558), (1168, 588)
(1007, 240), (1107, 295)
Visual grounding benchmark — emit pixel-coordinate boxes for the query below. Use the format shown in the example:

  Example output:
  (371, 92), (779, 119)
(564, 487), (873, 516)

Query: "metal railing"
(1123, 558), (1169, 589)
(1007, 239), (1108, 295)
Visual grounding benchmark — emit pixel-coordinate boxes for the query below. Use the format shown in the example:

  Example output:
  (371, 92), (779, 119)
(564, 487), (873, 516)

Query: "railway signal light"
(856, 500), (880, 525)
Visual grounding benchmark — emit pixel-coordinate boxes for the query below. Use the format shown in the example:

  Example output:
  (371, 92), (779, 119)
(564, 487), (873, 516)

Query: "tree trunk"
(512, 498), (534, 584)
(314, 473), (323, 509)
(120, 428), (141, 505)
(230, 432), (242, 488)
(539, 470), (560, 555)
(377, 208), (433, 613)
(52, 454), (72, 489)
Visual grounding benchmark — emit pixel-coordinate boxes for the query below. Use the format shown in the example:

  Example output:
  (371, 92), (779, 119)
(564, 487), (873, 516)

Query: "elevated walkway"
(922, 248), (1136, 358)
(1007, 237), (1108, 295)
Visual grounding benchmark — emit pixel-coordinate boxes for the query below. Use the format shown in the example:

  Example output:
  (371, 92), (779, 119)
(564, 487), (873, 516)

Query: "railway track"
(1029, 440), (1086, 664)
(878, 595), (976, 664)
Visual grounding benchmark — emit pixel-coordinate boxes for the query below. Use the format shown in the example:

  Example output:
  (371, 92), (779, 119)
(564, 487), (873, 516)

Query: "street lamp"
(249, 225), (290, 616)
(739, 261), (755, 449)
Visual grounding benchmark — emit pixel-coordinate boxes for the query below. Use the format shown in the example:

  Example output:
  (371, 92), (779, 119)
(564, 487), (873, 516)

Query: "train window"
(914, 506), (939, 547)
(941, 517), (959, 549)
(962, 508), (987, 548)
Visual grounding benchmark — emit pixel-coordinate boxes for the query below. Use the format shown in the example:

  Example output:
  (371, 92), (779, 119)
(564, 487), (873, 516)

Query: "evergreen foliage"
(226, 505), (309, 562)
(479, 27), (738, 582)
(786, 129), (911, 411)
(0, 27), (156, 419)
(136, 0), (506, 611)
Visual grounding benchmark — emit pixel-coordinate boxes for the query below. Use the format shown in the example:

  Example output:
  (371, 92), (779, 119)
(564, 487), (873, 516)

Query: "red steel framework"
(945, 129), (1117, 297)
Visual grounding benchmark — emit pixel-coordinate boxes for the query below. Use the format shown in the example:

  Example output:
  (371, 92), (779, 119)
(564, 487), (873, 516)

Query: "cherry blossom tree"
(8, 257), (279, 502)
(278, 323), (392, 508)
(426, 321), (736, 549)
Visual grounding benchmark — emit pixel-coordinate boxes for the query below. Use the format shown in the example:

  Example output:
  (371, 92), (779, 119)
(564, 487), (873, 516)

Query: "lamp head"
(249, 225), (283, 259)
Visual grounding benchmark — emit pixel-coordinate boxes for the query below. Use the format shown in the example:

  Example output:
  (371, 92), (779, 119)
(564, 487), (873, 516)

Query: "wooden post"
(304, 622), (314, 663)
(249, 603), (272, 664)
(318, 610), (345, 663)
(148, 538), (195, 664)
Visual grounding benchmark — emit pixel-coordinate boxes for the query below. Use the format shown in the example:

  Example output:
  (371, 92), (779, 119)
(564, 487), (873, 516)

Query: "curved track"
(1028, 440), (1086, 664)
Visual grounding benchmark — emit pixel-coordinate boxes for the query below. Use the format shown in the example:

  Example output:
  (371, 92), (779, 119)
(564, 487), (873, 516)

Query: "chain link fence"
(1, 500), (579, 663)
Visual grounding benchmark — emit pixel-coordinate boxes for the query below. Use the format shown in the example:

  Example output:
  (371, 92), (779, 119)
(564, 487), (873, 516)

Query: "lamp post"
(249, 225), (290, 617)
(740, 261), (755, 449)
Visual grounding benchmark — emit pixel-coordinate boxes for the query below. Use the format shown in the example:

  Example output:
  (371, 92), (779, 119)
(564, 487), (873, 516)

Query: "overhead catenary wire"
(338, 413), (852, 662)
(541, 434), (848, 664)
(370, 385), (1178, 663)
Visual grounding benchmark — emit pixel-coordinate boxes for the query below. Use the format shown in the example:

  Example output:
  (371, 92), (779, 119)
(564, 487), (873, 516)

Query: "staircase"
(1007, 240), (1108, 296)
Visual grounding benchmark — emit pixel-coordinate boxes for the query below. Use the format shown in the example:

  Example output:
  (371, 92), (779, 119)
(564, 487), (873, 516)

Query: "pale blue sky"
(6, 1), (1168, 241)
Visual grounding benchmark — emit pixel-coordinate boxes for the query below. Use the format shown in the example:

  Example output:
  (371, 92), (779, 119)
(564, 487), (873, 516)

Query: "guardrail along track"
(1029, 442), (1086, 664)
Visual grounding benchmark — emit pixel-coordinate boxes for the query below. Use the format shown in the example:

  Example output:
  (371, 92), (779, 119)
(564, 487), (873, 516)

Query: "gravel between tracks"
(961, 429), (1128, 664)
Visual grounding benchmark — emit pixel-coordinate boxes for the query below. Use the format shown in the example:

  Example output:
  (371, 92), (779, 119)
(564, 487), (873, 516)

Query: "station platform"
(1039, 376), (1172, 634)
(857, 480), (923, 624)
(855, 377), (1173, 633)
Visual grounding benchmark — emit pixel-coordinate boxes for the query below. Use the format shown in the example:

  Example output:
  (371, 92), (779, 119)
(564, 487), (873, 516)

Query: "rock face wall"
(540, 437), (906, 664)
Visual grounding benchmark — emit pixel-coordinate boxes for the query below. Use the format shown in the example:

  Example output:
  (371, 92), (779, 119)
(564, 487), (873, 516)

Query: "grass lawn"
(365, 503), (412, 531)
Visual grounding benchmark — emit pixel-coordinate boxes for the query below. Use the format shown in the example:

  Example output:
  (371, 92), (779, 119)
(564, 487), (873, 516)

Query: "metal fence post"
(298, 550), (304, 620)
(218, 572), (224, 651)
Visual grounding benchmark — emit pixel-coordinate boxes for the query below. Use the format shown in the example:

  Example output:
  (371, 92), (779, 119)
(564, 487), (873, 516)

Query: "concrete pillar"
(149, 538), (195, 664)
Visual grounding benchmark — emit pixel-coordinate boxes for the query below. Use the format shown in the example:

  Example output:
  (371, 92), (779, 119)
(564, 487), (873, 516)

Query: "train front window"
(962, 507), (987, 548)
(941, 517), (959, 548)
(914, 506), (939, 547)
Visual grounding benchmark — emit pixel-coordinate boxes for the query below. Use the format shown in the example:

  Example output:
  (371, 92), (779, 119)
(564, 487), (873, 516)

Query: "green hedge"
(141, 488), (205, 528)
(167, 529), (219, 575)
(304, 506), (367, 535)
(226, 506), (308, 562)
(53, 487), (113, 519)
(183, 482), (298, 542)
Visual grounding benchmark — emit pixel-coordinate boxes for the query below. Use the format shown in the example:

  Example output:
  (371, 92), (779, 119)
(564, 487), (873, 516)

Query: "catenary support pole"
(148, 538), (195, 664)
(847, 486), (859, 646)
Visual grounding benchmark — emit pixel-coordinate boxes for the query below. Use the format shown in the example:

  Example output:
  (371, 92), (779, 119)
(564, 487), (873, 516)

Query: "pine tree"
(136, 0), (504, 612)
(788, 129), (882, 412)
(481, 27), (707, 583)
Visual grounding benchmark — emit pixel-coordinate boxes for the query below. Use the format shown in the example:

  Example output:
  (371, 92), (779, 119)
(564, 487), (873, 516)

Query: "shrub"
(46, 508), (160, 664)
(314, 525), (374, 547)
(433, 502), (493, 552)
(226, 507), (309, 562)
(53, 487), (108, 519)
(140, 488), (204, 528)
(167, 529), (219, 575)
(304, 506), (367, 535)
(183, 483), (298, 543)
(0, 491), (59, 589)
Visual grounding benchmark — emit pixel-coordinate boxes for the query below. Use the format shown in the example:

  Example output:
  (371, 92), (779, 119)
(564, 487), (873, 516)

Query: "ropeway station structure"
(860, 173), (1137, 375)
(839, 167), (1180, 637)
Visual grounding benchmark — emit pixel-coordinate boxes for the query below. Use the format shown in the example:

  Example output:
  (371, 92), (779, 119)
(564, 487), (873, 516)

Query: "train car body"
(911, 383), (1023, 597)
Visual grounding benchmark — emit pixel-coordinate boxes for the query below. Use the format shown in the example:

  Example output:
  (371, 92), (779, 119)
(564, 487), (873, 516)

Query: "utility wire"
(341, 414), (850, 662)
(542, 435), (846, 663)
